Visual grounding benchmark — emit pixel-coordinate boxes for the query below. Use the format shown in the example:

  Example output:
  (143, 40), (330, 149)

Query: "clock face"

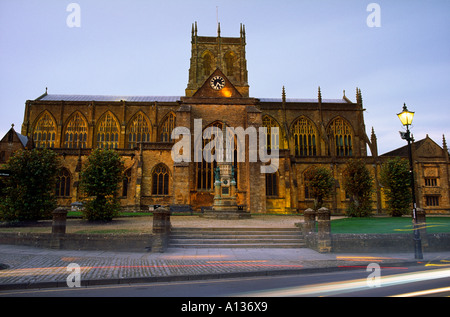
(210, 76), (225, 90)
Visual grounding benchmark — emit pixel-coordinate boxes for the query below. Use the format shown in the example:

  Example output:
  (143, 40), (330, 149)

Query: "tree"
(380, 157), (412, 217)
(0, 148), (60, 222)
(79, 148), (124, 221)
(342, 159), (373, 217)
(304, 166), (334, 210)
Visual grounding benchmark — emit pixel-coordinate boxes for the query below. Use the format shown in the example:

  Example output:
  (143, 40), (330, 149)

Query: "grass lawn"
(331, 217), (450, 234)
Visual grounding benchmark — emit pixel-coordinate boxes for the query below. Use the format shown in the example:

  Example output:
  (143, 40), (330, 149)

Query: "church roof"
(259, 98), (347, 104)
(37, 94), (347, 104)
(37, 94), (182, 102)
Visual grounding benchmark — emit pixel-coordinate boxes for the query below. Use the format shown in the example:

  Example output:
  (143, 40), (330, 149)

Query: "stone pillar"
(303, 208), (316, 234)
(152, 207), (171, 252)
(51, 207), (69, 249)
(317, 207), (332, 253)
(416, 208), (428, 247)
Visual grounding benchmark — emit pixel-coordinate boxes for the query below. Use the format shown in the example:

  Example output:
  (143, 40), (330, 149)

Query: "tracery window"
(55, 168), (71, 197)
(262, 115), (280, 151)
(292, 117), (317, 157)
(197, 122), (238, 191)
(64, 112), (88, 149)
(160, 112), (175, 142)
(33, 111), (57, 148)
(128, 112), (151, 149)
(328, 118), (353, 157)
(152, 164), (169, 195)
(96, 111), (120, 149)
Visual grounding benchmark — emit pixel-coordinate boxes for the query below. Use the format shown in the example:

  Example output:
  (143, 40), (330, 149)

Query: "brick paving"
(2, 244), (449, 290)
(0, 215), (449, 290)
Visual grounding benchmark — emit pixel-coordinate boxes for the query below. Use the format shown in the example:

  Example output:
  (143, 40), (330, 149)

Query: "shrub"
(79, 149), (124, 221)
(380, 157), (412, 217)
(304, 166), (334, 210)
(342, 159), (373, 217)
(0, 148), (60, 222)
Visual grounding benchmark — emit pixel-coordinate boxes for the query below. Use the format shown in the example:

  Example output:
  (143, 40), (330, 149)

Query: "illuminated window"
(96, 112), (120, 149)
(292, 117), (317, 157)
(152, 164), (169, 195)
(197, 122), (238, 191)
(128, 112), (151, 149)
(55, 168), (71, 197)
(265, 172), (278, 196)
(160, 112), (175, 142)
(262, 115), (280, 151)
(64, 112), (88, 149)
(33, 111), (57, 148)
(328, 118), (353, 157)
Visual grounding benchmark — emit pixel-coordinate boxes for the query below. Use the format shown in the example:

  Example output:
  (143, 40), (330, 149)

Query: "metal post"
(406, 126), (423, 259)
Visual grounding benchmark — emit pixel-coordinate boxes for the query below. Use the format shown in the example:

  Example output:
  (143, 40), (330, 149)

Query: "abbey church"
(1, 23), (449, 214)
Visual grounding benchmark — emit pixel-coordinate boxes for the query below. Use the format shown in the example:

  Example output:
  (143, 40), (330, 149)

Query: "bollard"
(317, 207), (332, 253)
(51, 207), (69, 249)
(152, 206), (171, 252)
(303, 208), (316, 234)
(52, 207), (69, 235)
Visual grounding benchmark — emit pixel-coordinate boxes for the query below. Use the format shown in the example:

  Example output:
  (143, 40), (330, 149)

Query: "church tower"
(186, 22), (249, 97)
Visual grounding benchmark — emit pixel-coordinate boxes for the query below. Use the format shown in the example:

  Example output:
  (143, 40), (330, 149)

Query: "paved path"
(1, 244), (449, 290)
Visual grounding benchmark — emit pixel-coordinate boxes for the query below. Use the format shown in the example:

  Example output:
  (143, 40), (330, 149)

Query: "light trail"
(391, 286), (450, 297)
(236, 267), (450, 297)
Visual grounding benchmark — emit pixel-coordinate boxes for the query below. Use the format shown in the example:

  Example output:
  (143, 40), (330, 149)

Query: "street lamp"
(397, 103), (423, 260)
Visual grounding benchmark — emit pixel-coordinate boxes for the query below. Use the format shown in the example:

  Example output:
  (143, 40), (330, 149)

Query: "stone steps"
(169, 228), (306, 248)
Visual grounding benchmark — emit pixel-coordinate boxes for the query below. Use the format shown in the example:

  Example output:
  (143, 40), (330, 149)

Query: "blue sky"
(0, 0), (449, 154)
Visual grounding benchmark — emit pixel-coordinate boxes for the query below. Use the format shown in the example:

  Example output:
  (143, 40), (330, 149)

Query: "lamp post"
(397, 103), (423, 260)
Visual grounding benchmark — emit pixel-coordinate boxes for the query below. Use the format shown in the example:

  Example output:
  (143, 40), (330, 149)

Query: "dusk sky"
(1, 0), (449, 155)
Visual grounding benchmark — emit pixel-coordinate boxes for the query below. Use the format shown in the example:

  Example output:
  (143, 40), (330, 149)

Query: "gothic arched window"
(64, 112), (88, 149)
(33, 111), (57, 148)
(56, 168), (71, 197)
(202, 51), (213, 77)
(224, 51), (236, 77)
(160, 112), (175, 142)
(96, 111), (120, 149)
(292, 117), (317, 157)
(262, 115), (280, 151)
(328, 118), (353, 157)
(128, 112), (151, 149)
(152, 164), (169, 195)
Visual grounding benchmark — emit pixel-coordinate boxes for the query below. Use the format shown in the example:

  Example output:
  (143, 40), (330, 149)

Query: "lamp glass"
(397, 109), (415, 126)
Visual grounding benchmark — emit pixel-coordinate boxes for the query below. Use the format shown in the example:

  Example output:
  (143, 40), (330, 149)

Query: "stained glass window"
(64, 112), (88, 149)
(128, 112), (151, 149)
(292, 117), (317, 157)
(33, 111), (57, 148)
(328, 118), (353, 157)
(152, 164), (169, 195)
(96, 112), (120, 149)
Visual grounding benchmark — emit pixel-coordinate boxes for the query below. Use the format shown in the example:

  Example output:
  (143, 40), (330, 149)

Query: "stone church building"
(2, 23), (449, 214)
